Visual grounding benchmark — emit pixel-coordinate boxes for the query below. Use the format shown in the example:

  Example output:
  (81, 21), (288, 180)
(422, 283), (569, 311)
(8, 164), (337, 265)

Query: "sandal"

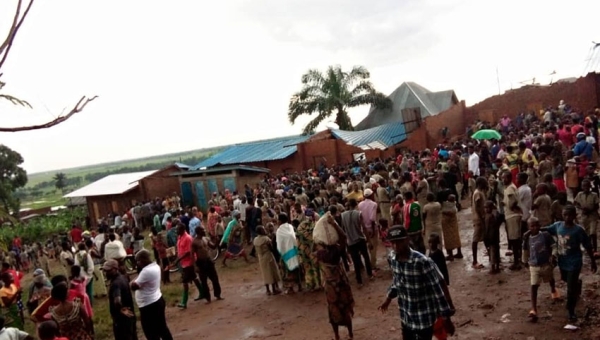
(528, 310), (538, 322)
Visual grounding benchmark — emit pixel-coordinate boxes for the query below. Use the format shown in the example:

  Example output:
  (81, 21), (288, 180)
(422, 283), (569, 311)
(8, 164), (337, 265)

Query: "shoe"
(177, 304), (187, 309)
(454, 253), (464, 259)
(194, 296), (203, 301)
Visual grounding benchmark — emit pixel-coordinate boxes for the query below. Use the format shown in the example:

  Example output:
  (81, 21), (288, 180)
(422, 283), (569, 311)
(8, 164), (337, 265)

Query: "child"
(565, 159), (579, 198)
(379, 218), (392, 250)
(428, 233), (449, 285)
(215, 215), (225, 245)
(522, 217), (558, 322)
(484, 201), (501, 274)
(532, 183), (552, 227)
(574, 179), (599, 255)
(38, 320), (66, 340)
(551, 192), (568, 222)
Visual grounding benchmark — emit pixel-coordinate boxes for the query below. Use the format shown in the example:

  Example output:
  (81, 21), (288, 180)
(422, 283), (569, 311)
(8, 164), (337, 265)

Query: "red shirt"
(177, 233), (194, 268)
(70, 227), (83, 243)
(2, 269), (23, 289)
(31, 289), (89, 322)
(12, 237), (21, 249)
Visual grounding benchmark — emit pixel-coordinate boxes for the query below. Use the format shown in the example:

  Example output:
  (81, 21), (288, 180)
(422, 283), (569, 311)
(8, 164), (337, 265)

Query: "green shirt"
(405, 202), (423, 233)
(153, 214), (162, 232)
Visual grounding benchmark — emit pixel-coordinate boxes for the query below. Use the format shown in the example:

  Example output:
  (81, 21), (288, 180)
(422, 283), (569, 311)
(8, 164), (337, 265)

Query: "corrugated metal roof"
(355, 82), (458, 130)
(331, 121), (407, 148)
(64, 170), (158, 198)
(193, 135), (310, 170)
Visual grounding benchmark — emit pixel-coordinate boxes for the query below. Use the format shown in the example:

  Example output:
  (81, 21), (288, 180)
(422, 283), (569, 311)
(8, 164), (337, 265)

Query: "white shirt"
(74, 250), (95, 280)
(468, 152), (480, 176)
(517, 185), (532, 220)
(134, 262), (162, 308)
(104, 240), (127, 261)
(0, 327), (29, 340)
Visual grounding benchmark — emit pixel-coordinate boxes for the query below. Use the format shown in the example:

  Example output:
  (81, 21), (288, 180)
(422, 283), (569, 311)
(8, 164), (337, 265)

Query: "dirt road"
(157, 207), (600, 340)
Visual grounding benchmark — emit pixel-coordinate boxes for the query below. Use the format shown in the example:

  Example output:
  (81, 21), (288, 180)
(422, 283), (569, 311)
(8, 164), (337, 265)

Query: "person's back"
(341, 210), (363, 246)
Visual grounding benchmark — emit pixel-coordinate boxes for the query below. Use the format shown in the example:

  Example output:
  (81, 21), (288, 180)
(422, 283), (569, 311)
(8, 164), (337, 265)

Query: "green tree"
(0, 145), (27, 221)
(53, 172), (67, 192)
(288, 65), (391, 134)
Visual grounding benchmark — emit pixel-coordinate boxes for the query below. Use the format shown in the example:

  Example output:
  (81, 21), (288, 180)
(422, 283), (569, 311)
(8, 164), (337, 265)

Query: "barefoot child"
(484, 201), (501, 273)
(523, 216), (558, 322)
(428, 233), (449, 285)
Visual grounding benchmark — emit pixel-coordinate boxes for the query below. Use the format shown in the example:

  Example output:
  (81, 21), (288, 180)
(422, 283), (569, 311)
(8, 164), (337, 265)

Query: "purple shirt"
(358, 199), (377, 231)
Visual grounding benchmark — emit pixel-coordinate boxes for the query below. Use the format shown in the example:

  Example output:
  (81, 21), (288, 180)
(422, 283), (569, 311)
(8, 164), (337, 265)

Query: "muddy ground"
(154, 207), (600, 340)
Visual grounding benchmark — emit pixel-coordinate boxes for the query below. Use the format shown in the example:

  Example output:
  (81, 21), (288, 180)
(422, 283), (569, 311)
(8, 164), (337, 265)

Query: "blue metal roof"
(330, 121), (407, 148)
(193, 135), (310, 169)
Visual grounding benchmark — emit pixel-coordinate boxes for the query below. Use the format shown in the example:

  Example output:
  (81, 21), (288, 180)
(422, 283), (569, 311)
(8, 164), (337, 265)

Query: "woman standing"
(316, 214), (354, 340)
(26, 269), (52, 314)
(253, 226), (282, 295)
(0, 272), (23, 330)
(276, 213), (302, 294)
(296, 220), (322, 291)
(49, 283), (94, 340)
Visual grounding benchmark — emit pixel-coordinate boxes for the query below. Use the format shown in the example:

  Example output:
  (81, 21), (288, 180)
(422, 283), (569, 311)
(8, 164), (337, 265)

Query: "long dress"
(423, 202), (443, 246)
(253, 235), (281, 285)
(50, 300), (93, 340)
(225, 225), (245, 259)
(296, 222), (322, 290)
(441, 201), (461, 250)
(317, 246), (354, 327)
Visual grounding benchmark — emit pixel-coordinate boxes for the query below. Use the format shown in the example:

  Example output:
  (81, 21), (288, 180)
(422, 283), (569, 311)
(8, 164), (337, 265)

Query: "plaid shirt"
(387, 249), (453, 330)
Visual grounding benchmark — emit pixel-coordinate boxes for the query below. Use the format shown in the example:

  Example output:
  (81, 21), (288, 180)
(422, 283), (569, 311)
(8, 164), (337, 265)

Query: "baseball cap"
(364, 189), (373, 197)
(387, 225), (408, 241)
(102, 259), (119, 271)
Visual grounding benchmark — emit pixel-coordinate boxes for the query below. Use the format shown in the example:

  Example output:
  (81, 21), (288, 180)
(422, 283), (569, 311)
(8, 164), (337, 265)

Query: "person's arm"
(30, 296), (52, 322)
(580, 229), (598, 273)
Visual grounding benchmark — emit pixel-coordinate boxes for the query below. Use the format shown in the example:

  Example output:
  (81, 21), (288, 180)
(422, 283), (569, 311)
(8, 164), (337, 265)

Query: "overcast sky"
(1, 0), (599, 174)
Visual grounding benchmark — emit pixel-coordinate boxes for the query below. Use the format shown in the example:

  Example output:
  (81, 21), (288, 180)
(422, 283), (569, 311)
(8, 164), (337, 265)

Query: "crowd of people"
(2, 101), (600, 340)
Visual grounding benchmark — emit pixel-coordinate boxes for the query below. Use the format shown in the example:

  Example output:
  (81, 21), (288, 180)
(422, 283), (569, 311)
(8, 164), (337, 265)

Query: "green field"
(19, 146), (222, 209)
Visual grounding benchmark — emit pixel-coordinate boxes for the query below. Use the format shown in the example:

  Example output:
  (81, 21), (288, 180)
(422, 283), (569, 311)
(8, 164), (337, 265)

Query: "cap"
(102, 259), (120, 271)
(364, 189), (373, 197)
(387, 225), (408, 241)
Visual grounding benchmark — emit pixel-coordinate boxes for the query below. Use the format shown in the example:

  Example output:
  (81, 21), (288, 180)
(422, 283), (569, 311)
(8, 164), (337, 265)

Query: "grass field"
(20, 146), (223, 209)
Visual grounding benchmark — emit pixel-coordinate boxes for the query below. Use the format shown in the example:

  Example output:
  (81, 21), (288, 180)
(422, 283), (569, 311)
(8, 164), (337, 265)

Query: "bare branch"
(0, 95), (98, 132)
(0, 0), (35, 75)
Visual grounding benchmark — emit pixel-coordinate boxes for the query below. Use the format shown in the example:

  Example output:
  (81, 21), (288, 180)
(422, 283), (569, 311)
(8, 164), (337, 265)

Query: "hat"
(102, 259), (120, 271)
(364, 188), (373, 197)
(82, 231), (91, 237)
(232, 210), (241, 217)
(33, 269), (46, 284)
(387, 226), (408, 241)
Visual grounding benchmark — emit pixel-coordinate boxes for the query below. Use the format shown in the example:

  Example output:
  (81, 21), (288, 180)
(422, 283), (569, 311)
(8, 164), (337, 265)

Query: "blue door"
(195, 181), (208, 211)
(207, 179), (218, 196)
(223, 177), (236, 193)
(181, 182), (193, 208)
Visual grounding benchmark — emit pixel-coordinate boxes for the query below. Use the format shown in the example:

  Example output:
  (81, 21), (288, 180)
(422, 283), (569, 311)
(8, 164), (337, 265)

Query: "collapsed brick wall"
(466, 72), (600, 123)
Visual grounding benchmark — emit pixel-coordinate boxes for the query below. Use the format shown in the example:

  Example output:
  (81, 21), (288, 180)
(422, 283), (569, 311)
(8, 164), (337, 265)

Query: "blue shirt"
(573, 140), (593, 159)
(523, 231), (554, 266)
(544, 222), (592, 271)
(188, 217), (201, 238)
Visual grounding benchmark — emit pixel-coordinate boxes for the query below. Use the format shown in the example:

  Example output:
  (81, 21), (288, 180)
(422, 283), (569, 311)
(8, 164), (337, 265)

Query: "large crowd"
(1, 100), (599, 340)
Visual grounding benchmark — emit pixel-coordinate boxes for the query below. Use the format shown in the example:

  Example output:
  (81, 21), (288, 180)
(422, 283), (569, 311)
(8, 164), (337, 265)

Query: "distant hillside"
(18, 146), (225, 209)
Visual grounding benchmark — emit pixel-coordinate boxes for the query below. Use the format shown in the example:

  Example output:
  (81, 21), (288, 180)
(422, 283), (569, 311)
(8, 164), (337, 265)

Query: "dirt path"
(156, 207), (600, 340)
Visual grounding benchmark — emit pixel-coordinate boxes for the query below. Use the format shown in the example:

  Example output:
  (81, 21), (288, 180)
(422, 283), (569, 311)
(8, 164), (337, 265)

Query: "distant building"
(64, 164), (183, 225)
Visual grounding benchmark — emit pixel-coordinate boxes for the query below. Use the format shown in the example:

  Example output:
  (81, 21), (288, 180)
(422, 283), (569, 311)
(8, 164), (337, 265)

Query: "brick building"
(64, 164), (183, 225)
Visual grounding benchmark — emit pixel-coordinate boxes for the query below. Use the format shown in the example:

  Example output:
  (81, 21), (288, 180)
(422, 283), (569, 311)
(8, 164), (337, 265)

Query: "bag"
(312, 212), (339, 246)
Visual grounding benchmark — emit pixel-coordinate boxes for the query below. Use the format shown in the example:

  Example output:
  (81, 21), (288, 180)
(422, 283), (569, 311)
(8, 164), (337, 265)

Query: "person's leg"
(196, 260), (211, 302)
(401, 324), (418, 340)
(369, 233), (379, 269)
(86, 279), (94, 306)
(139, 304), (159, 340)
(331, 324), (340, 340)
(565, 268), (581, 321)
(348, 243), (363, 284)
(472, 242), (479, 267)
(156, 297), (174, 340)
(358, 240), (373, 278)
(207, 260), (222, 299)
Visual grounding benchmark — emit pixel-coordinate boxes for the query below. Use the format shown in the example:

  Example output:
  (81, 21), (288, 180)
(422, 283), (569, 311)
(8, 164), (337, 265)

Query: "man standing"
(188, 207), (202, 238)
(341, 199), (373, 286)
(358, 189), (379, 270)
(131, 250), (173, 340)
(104, 259), (137, 340)
(468, 145), (480, 177)
(503, 171), (523, 270)
(377, 179), (392, 226)
(402, 191), (426, 254)
(173, 223), (203, 309)
(378, 226), (455, 339)
(192, 226), (223, 304)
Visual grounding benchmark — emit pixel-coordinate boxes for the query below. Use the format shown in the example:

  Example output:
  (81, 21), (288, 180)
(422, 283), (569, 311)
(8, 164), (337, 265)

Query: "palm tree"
(288, 65), (391, 134)
(54, 172), (67, 192)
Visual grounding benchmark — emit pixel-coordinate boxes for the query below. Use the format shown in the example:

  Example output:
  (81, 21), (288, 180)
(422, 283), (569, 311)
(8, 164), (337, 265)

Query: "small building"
(64, 164), (182, 225)
(172, 165), (270, 211)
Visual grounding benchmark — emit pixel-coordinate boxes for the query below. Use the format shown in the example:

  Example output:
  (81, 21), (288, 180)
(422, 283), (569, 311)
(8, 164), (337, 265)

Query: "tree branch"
(0, 95), (98, 132)
(0, 0), (35, 76)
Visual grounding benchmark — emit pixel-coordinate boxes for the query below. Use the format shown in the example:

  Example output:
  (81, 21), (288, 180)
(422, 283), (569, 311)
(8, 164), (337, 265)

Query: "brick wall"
(87, 189), (143, 225)
(423, 101), (467, 149)
(140, 165), (181, 199)
(466, 72), (600, 123)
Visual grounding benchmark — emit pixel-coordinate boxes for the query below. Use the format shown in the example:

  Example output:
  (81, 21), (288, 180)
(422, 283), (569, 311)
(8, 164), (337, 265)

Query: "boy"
(574, 179), (599, 255)
(484, 201), (501, 274)
(522, 217), (558, 322)
(467, 171), (476, 199)
(543, 206), (597, 323)
(531, 183), (552, 227)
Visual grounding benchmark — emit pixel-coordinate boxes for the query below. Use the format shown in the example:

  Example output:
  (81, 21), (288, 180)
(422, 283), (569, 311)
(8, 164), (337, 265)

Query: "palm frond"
(301, 69), (326, 85)
(0, 94), (32, 108)
(302, 110), (331, 135)
(288, 95), (328, 124)
(349, 80), (377, 97)
(347, 92), (392, 109)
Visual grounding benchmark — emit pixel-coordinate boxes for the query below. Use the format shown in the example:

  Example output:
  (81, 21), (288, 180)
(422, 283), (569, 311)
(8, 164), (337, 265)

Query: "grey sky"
(0, 0), (598, 173)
